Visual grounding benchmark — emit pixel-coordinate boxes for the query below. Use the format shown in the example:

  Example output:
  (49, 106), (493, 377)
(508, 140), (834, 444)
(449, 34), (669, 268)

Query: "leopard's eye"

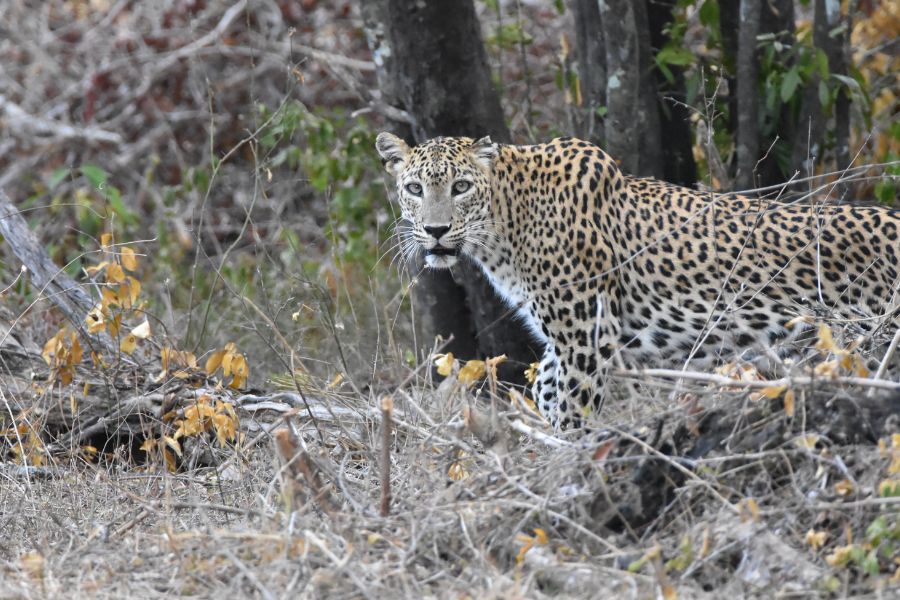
(452, 180), (472, 195)
(405, 182), (423, 196)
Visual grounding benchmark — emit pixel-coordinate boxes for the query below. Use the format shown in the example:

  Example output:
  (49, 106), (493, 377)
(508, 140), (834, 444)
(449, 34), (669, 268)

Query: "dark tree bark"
(363, 0), (540, 382)
(646, 0), (697, 186)
(633, 0), (665, 178)
(791, 0), (851, 185)
(600, 0), (641, 175)
(570, 0), (606, 144)
(735, 0), (762, 190)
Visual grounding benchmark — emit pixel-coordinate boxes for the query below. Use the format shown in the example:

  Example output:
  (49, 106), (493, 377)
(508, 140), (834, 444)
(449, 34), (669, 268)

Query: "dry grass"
(2, 338), (898, 598)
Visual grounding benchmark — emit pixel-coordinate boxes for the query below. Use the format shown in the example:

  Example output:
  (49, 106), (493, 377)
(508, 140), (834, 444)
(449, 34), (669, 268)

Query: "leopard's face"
(376, 133), (498, 268)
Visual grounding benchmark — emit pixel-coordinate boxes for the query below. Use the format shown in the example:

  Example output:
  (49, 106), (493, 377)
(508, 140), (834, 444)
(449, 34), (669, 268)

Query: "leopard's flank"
(377, 133), (900, 430)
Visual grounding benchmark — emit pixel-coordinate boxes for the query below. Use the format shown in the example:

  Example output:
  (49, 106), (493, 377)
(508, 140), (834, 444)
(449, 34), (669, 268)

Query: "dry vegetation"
(1, 1), (899, 599)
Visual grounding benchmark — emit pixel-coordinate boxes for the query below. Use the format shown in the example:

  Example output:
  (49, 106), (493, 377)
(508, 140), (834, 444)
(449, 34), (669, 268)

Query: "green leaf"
(780, 68), (801, 103)
(816, 48), (830, 79)
(874, 179), (896, 205)
(818, 80), (830, 109)
(81, 164), (108, 189)
(861, 549), (880, 576)
(48, 168), (70, 190)
(832, 73), (860, 91)
(699, 0), (719, 27)
(656, 45), (695, 67)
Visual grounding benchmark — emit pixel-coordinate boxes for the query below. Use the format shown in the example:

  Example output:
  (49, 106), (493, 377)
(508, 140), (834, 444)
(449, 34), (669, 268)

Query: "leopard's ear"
(376, 132), (410, 177)
(470, 136), (498, 170)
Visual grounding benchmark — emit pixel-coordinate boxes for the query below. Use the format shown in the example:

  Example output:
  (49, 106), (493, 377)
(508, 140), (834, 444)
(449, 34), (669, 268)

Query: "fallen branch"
(380, 396), (393, 517)
(0, 190), (118, 356)
(0, 94), (122, 144)
(614, 367), (900, 392)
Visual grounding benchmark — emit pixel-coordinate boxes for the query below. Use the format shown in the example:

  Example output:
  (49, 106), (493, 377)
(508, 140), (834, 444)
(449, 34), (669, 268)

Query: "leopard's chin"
(424, 251), (459, 268)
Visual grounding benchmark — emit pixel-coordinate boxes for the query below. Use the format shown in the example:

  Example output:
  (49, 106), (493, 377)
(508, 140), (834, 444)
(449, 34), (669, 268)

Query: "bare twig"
(380, 396), (393, 517)
(613, 367), (900, 392)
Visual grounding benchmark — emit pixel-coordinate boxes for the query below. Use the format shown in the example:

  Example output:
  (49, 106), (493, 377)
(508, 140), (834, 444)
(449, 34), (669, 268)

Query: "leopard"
(376, 133), (900, 430)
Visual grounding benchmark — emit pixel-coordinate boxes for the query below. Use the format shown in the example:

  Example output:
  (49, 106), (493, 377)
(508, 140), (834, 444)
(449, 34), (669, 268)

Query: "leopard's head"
(376, 133), (498, 268)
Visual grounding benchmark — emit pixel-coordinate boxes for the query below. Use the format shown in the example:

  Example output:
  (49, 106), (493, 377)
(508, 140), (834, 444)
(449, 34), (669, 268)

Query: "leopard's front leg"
(549, 289), (622, 430)
(532, 342), (560, 426)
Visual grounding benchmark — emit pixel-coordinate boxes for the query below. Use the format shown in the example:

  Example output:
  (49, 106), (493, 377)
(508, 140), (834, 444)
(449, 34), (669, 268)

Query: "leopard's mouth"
(423, 245), (460, 268)
(425, 246), (459, 257)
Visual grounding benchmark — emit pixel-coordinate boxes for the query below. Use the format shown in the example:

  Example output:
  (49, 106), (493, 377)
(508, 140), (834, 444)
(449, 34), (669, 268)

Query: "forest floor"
(2, 310), (899, 599)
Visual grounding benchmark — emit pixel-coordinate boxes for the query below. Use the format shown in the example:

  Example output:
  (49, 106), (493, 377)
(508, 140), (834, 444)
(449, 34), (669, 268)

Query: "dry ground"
(2, 334), (899, 599)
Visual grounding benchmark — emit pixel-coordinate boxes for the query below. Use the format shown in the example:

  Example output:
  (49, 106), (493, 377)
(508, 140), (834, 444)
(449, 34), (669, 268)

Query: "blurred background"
(0, 0), (897, 388)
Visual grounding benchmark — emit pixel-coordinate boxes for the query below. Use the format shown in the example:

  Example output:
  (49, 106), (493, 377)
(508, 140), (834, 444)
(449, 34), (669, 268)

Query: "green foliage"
(656, 0), (880, 183)
(486, 22), (533, 51)
(874, 151), (899, 205)
(258, 102), (385, 267)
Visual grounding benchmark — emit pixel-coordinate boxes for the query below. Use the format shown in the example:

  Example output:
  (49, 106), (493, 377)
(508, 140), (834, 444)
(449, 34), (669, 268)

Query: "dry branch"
(0, 95), (122, 145)
(613, 367), (900, 392)
(380, 396), (392, 517)
(0, 190), (117, 356)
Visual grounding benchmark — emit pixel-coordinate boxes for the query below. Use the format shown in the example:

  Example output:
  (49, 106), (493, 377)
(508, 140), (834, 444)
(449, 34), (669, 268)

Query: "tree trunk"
(570, 0), (606, 145)
(363, 0), (541, 382)
(791, 0), (851, 188)
(600, 0), (641, 175)
(646, 0), (697, 186)
(735, 0), (762, 190)
(633, 0), (664, 179)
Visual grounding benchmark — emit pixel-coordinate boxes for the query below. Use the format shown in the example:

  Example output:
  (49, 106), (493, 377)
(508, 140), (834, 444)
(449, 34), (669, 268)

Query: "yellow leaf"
(108, 313), (122, 338)
(825, 545), (854, 568)
(524, 361), (539, 384)
(118, 276), (140, 307)
(458, 360), (486, 386)
(84, 260), (109, 276)
(163, 435), (182, 457)
(163, 448), (177, 472)
(327, 372), (344, 389)
(106, 262), (125, 284)
(100, 232), (113, 249)
(760, 385), (786, 399)
(834, 479), (854, 496)
(140, 437), (156, 453)
(42, 330), (63, 365)
(120, 247), (138, 271)
(743, 498), (760, 522)
(433, 352), (455, 377)
(229, 354), (248, 389)
(795, 434), (820, 450)
(448, 461), (468, 481)
(205, 350), (226, 375)
(533, 528), (548, 545)
(815, 323), (842, 353)
(783, 389), (795, 417)
(100, 286), (117, 309)
(222, 348), (234, 375)
(814, 359), (840, 377)
(805, 529), (828, 551)
(130, 320), (151, 339)
(120, 334), (138, 355)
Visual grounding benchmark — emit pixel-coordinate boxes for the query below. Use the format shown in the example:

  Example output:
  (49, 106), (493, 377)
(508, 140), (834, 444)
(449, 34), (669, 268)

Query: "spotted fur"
(377, 133), (900, 429)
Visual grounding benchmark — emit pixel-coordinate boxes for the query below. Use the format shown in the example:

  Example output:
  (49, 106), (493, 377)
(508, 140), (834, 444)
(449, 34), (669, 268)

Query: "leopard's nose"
(424, 224), (451, 240)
